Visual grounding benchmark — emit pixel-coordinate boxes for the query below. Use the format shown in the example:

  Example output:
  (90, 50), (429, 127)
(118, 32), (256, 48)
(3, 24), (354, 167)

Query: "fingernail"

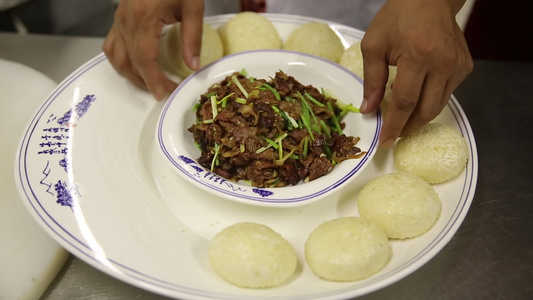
(191, 56), (200, 70)
(359, 98), (368, 113)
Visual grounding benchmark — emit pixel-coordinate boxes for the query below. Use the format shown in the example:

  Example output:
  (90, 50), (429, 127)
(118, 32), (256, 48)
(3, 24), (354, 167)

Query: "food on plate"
(305, 217), (391, 282)
(209, 222), (297, 288)
(393, 123), (469, 184)
(284, 22), (344, 63)
(188, 71), (365, 187)
(357, 172), (441, 239)
(161, 23), (223, 79)
(339, 41), (397, 103)
(217, 12), (282, 55)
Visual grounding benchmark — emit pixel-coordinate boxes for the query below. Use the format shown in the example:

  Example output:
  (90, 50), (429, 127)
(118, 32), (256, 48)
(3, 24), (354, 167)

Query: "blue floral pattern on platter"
(178, 155), (274, 197)
(37, 94), (96, 209)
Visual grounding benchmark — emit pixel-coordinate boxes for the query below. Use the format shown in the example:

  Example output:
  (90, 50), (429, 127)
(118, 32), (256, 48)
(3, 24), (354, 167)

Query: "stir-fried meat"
(188, 71), (365, 188)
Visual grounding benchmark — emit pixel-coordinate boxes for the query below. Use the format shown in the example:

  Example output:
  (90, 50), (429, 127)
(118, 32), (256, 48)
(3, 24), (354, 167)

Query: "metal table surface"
(1, 32), (532, 300)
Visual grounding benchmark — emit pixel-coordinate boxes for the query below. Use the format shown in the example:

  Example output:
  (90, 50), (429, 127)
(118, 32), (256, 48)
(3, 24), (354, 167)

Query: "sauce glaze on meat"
(188, 71), (365, 188)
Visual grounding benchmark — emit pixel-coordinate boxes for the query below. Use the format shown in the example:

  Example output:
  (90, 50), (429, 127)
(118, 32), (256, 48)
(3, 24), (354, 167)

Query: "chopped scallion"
(217, 93), (234, 108)
(192, 102), (201, 112)
(231, 75), (248, 98)
(210, 143), (220, 172)
(262, 83), (281, 100)
(305, 92), (325, 107)
(265, 137), (279, 149)
(210, 95), (218, 119)
(327, 101), (343, 134)
(320, 120), (331, 139)
(302, 137), (309, 160)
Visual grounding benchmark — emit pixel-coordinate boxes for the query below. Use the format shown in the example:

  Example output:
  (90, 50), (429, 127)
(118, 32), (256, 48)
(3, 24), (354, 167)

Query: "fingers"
(360, 37), (389, 114)
(180, 0), (205, 70)
(380, 58), (426, 147)
(103, 24), (147, 90)
(132, 21), (177, 99)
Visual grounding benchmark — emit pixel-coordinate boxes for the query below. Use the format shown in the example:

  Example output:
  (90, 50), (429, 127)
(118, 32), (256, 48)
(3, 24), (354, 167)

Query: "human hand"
(103, 0), (205, 100)
(360, 0), (473, 147)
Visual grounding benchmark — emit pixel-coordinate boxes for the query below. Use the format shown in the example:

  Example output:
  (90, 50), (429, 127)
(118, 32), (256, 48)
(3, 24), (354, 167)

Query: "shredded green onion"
(240, 144), (245, 153)
(340, 103), (361, 118)
(217, 93), (234, 108)
(299, 92), (314, 140)
(262, 83), (281, 100)
(302, 137), (309, 160)
(255, 133), (287, 154)
(271, 105), (298, 130)
(210, 143), (220, 172)
(192, 103), (201, 112)
(240, 68), (248, 76)
(305, 92), (325, 107)
(320, 120), (331, 139)
(231, 75), (248, 98)
(299, 91), (320, 132)
(265, 137), (279, 149)
(210, 95), (218, 119)
(327, 101), (343, 134)
(274, 148), (296, 166)
(202, 119), (214, 124)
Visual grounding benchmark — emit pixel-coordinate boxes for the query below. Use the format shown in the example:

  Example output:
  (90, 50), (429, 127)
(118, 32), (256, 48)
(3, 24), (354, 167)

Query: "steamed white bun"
(218, 12), (282, 55)
(209, 222), (297, 288)
(161, 23), (223, 79)
(284, 22), (344, 62)
(393, 122), (469, 184)
(357, 172), (441, 239)
(305, 217), (391, 281)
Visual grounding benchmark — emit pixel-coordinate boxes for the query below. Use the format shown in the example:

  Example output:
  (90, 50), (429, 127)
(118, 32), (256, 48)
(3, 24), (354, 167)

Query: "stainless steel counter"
(1, 32), (532, 300)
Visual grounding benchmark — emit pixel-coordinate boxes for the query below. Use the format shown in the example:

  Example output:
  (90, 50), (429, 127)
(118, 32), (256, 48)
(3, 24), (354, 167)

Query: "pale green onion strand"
(265, 137), (279, 149)
(231, 75), (248, 98)
(302, 137), (309, 160)
(262, 83), (281, 100)
(210, 143), (220, 172)
(305, 92), (325, 107)
(320, 120), (331, 139)
(327, 101), (342, 134)
(210, 95), (218, 119)
(217, 92), (234, 108)
(278, 136), (283, 160)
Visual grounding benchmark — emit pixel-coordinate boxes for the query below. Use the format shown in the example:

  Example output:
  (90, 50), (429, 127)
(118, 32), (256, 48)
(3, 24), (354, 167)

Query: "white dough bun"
(161, 23), (223, 79)
(217, 12), (282, 55)
(209, 222), (297, 288)
(357, 172), (441, 239)
(284, 22), (344, 62)
(305, 217), (391, 282)
(393, 122), (469, 184)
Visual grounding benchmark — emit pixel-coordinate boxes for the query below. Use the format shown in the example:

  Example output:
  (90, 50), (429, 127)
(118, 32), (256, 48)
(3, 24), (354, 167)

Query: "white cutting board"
(0, 58), (68, 300)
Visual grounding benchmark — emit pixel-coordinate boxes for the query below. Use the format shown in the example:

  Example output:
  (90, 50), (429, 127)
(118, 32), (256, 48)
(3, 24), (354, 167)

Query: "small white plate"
(157, 50), (381, 207)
